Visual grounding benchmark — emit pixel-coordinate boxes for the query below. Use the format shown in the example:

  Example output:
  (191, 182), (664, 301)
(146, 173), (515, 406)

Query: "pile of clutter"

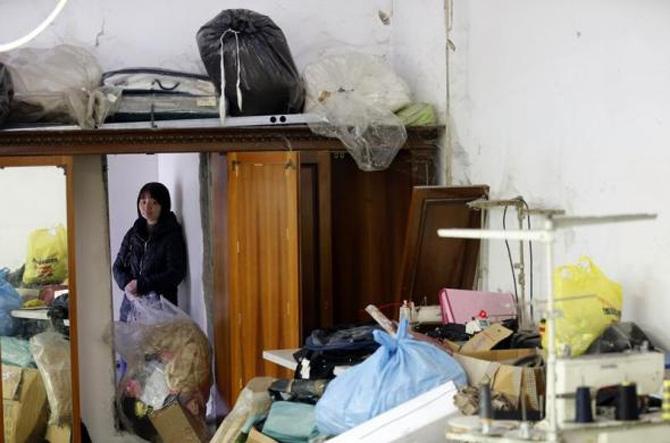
(1, 224), (73, 442)
(113, 294), (212, 442)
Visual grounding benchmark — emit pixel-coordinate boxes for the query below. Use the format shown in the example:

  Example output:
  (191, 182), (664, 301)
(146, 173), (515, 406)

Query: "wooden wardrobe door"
(227, 151), (300, 401)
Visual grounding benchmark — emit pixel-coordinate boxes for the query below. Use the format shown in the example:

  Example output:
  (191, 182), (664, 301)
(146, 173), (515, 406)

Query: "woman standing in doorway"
(113, 182), (187, 321)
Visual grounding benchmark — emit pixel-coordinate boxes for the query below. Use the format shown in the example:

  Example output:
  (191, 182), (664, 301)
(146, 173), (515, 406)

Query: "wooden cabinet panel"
(299, 152), (332, 340)
(226, 152), (300, 401)
(330, 151), (421, 324)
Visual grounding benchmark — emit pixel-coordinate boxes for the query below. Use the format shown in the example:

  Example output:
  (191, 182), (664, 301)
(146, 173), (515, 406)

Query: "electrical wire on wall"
(520, 198), (534, 322)
(502, 205), (519, 306)
(500, 196), (535, 326)
(0, 0), (69, 52)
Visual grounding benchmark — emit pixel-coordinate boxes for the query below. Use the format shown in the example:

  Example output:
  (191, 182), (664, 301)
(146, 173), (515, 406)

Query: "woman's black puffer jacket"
(113, 211), (187, 306)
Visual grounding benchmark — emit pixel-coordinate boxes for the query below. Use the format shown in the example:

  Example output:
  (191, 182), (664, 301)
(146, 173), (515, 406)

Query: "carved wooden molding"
(0, 124), (442, 156)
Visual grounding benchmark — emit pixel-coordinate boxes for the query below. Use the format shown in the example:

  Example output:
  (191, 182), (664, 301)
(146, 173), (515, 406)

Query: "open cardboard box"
(149, 401), (210, 443)
(445, 339), (545, 411)
(441, 323), (545, 411)
(2, 365), (48, 443)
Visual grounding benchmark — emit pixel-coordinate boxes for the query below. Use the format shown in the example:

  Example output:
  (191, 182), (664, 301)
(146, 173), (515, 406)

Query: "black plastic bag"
(586, 322), (653, 354)
(0, 62), (13, 125)
(196, 9), (304, 117)
(293, 324), (381, 380)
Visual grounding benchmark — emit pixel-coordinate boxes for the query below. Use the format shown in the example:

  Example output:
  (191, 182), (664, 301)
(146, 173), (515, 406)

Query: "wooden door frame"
(0, 155), (81, 443)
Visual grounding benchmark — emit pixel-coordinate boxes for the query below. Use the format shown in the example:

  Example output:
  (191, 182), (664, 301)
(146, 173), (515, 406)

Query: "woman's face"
(138, 193), (162, 225)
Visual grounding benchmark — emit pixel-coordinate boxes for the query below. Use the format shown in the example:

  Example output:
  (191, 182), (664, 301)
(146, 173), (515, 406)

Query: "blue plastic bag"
(315, 320), (467, 435)
(0, 268), (22, 336)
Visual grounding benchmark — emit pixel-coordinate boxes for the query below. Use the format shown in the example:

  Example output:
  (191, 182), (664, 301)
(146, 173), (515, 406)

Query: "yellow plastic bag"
(543, 256), (622, 357)
(23, 224), (68, 285)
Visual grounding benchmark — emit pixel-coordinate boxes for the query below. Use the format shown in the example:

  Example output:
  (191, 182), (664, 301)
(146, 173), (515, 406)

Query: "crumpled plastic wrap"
(114, 294), (212, 440)
(1, 336), (35, 368)
(304, 53), (411, 171)
(211, 377), (276, 443)
(0, 45), (119, 128)
(29, 331), (72, 426)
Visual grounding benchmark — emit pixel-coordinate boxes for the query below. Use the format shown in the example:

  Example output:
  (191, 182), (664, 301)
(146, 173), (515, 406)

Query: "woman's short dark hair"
(137, 182), (171, 221)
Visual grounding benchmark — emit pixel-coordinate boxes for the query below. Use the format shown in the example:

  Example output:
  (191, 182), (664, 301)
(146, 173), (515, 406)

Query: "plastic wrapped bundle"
(211, 377), (276, 443)
(114, 294), (212, 440)
(315, 319), (466, 435)
(1, 336), (34, 368)
(395, 103), (437, 126)
(304, 53), (411, 171)
(0, 268), (22, 336)
(30, 331), (72, 426)
(0, 45), (116, 128)
(0, 62), (12, 125)
(196, 9), (304, 120)
(102, 68), (219, 122)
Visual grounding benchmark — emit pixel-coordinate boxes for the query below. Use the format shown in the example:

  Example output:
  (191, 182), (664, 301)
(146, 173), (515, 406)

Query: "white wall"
(0, 166), (67, 270)
(157, 153), (208, 336)
(0, 0), (394, 73)
(391, 0), (449, 181)
(449, 0), (670, 347)
(107, 154), (158, 319)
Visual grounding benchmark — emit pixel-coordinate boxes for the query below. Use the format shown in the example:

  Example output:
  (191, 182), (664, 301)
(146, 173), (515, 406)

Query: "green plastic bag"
(543, 257), (622, 356)
(395, 103), (437, 126)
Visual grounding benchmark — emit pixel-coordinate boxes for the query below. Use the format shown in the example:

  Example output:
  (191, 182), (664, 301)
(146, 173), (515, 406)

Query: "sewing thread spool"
(479, 383), (493, 420)
(479, 382), (493, 434)
(574, 386), (593, 423)
(662, 380), (670, 421)
(615, 382), (639, 421)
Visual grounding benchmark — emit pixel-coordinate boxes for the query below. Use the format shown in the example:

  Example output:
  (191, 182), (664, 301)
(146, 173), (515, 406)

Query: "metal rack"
(438, 212), (657, 441)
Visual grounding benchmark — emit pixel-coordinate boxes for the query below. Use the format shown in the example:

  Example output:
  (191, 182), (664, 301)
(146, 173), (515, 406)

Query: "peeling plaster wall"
(449, 0), (670, 347)
(391, 0), (449, 182)
(1, 0), (394, 73)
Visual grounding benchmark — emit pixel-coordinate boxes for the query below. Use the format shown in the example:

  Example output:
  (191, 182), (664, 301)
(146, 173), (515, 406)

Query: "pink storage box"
(439, 288), (516, 324)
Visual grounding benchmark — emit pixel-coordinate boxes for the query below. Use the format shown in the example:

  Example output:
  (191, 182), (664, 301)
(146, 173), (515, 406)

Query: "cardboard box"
(45, 424), (71, 443)
(149, 401), (209, 443)
(2, 366), (48, 443)
(452, 348), (545, 411)
(247, 427), (279, 443)
(459, 323), (513, 353)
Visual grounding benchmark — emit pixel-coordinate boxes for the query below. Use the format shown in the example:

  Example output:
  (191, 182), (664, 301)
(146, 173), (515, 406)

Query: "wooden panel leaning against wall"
(396, 185), (490, 306)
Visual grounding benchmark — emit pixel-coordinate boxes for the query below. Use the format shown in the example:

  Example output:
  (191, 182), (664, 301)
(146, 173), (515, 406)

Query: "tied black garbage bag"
(196, 9), (304, 118)
(0, 62), (12, 125)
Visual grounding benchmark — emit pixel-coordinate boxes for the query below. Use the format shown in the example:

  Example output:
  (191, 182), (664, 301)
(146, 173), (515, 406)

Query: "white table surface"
(262, 348), (348, 376)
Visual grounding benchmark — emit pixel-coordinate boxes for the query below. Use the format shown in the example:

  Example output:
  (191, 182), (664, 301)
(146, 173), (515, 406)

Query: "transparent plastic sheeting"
(0, 44), (120, 128)
(30, 331), (72, 426)
(304, 53), (411, 171)
(113, 293), (211, 439)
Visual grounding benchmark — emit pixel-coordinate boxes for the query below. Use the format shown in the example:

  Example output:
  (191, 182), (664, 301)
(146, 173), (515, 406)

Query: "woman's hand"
(124, 279), (138, 296)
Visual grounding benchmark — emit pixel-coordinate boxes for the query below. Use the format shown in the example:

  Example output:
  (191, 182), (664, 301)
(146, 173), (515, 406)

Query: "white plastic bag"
(0, 44), (109, 128)
(30, 331), (72, 426)
(114, 294), (211, 439)
(303, 52), (411, 113)
(303, 53), (411, 171)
